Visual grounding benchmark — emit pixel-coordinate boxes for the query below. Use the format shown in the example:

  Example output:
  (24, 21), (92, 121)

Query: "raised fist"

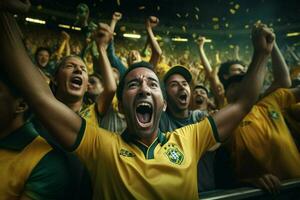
(146, 16), (159, 29)
(112, 12), (122, 21)
(197, 36), (206, 47)
(93, 23), (113, 48)
(252, 22), (275, 55)
(0, 0), (31, 14)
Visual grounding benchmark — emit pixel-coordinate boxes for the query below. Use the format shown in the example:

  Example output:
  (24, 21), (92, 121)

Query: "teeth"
(138, 102), (152, 108)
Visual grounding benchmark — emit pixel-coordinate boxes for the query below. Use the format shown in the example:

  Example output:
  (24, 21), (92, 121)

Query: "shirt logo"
(269, 110), (280, 120)
(119, 149), (136, 157)
(164, 144), (184, 165)
(240, 120), (251, 127)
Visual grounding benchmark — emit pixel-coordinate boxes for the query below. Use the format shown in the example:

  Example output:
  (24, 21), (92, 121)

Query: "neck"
(56, 95), (83, 113)
(194, 102), (208, 112)
(0, 117), (24, 140)
(167, 106), (189, 119)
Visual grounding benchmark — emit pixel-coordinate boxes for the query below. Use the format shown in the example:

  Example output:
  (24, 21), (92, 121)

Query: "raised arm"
(213, 23), (275, 142)
(107, 12), (127, 76)
(53, 31), (70, 61)
(93, 23), (117, 115)
(264, 41), (291, 95)
(146, 16), (162, 68)
(197, 36), (226, 108)
(0, 8), (81, 149)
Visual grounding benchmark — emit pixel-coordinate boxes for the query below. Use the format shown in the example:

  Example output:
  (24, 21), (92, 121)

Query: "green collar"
(0, 123), (38, 151)
(121, 129), (167, 159)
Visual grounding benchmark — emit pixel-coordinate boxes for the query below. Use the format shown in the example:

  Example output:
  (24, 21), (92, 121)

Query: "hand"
(61, 31), (70, 41)
(197, 36), (206, 48)
(93, 23), (113, 49)
(252, 22), (275, 55)
(75, 3), (89, 26)
(0, 0), (31, 13)
(251, 174), (281, 195)
(146, 16), (159, 29)
(112, 12), (122, 21)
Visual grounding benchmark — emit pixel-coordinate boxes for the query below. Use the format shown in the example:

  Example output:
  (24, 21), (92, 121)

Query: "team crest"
(164, 144), (184, 165)
(240, 120), (251, 127)
(119, 149), (136, 157)
(269, 110), (280, 120)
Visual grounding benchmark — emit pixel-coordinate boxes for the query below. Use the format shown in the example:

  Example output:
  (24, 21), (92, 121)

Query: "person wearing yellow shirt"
(0, 2), (274, 199)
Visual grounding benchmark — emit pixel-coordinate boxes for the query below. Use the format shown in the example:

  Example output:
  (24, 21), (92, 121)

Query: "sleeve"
(107, 40), (127, 77)
(24, 150), (72, 200)
(260, 88), (296, 110)
(71, 118), (115, 167)
(175, 116), (220, 161)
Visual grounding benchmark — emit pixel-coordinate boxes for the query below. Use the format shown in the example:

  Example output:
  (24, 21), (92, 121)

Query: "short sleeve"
(259, 88), (296, 110)
(24, 150), (72, 200)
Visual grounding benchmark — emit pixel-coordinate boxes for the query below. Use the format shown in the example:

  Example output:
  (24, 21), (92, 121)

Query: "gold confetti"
(185, 13), (189, 18)
(139, 6), (145, 10)
(157, 6), (160, 11)
(176, 13), (181, 18)
(212, 17), (219, 22)
(120, 26), (126, 32)
(234, 4), (240, 10)
(229, 45), (234, 49)
(246, 8), (249, 13)
(195, 14), (199, 20)
(229, 34), (233, 38)
(117, 0), (120, 6)
(192, 33), (197, 38)
(229, 1), (234, 5)
(195, 7), (200, 12)
(245, 24), (249, 29)
(229, 9), (236, 14)
(277, 18), (281, 22)
(182, 26), (186, 32)
(213, 24), (219, 30)
(225, 23), (229, 28)
(37, 5), (43, 10)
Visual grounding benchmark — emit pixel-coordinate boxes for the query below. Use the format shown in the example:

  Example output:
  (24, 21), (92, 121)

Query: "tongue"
(137, 113), (151, 123)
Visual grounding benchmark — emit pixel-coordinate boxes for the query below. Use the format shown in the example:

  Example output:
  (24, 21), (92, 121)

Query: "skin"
(165, 74), (191, 119)
(119, 67), (166, 146)
(36, 50), (50, 68)
(192, 87), (209, 111)
(87, 75), (103, 99)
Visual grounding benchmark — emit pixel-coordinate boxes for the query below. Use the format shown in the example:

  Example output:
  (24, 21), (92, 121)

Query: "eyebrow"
(126, 76), (159, 85)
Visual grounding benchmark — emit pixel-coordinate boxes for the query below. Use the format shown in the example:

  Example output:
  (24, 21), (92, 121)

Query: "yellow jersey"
(73, 116), (219, 200)
(230, 88), (300, 180)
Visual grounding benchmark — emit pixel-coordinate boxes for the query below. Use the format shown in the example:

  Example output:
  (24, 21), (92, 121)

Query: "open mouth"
(178, 93), (188, 104)
(70, 76), (83, 88)
(195, 96), (204, 104)
(136, 102), (153, 127)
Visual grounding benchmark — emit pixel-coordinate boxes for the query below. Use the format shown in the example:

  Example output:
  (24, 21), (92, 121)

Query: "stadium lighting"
(172, 37), (188, 42)
(25, 17), (46, 24)
(205, 39), (212, 43)
(286, 32), (300, 37)
(58, 24), (71, 29)
(123, 33), (141, 39)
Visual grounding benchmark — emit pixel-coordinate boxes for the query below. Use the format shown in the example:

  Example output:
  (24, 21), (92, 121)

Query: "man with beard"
(0, 1), (274, 199)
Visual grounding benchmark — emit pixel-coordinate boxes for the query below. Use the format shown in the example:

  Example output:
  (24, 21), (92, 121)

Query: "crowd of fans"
(1, 0), (300, 199)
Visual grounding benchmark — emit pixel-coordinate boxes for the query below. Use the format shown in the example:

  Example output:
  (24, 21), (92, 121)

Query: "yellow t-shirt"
(74, 117), (219, 200)
(284, 103), (300, 138)
(79, 103), (100, 127)
(230, 88), (300, 180)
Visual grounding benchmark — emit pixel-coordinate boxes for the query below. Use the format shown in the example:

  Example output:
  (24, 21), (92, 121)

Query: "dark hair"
(194, 84), (209, 96)
(116, 61), (155, 102)
(218, 60), (245, 85)
(34, 47), (51, 61)
(89, 73), (103, 82)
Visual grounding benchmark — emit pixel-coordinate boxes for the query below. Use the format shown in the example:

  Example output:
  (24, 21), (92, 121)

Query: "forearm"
(96, 46), (117, 114)
(0, 13), (80, 149)
(110, 20), (117, 33)
(198, 46), (213, 77)
(147, 27), (162, 67)
(107, 41), (127, 76)
(237, 52), (269, 110)
(271, 43), (291, 87)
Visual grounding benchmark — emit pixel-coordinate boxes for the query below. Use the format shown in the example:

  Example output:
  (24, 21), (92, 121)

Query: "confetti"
(228, 34), (233, 38)
(157, 6), (160, 11)
(212, 17), (219, 22)
(245, 24), (249, 29)
(138, 6), (145, 10)
(185, 13), (189, 18)
(225, 23), (229, 28)
(213, 24), (219, 30)
(37, 5), (43, 10)
(182, 26), (186, 32)
(117, 0), (120, 6)
(234, 4), (240, 10)
(176, 13), (181, 18)
(195, 14), (199, 20)
(195, 7), (200, 12)
(229, 9), (236, 14)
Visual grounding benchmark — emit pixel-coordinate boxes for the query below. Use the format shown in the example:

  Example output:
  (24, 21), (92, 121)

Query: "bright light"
(172, 37), (188, 42)
(205, 39), (212, 43)
(25, 17), (46, 24)
(123, 33), (141, 39)
(287, 32), (300, 37)
(58, 24), (70, 29)
(72, 26), (81, 31)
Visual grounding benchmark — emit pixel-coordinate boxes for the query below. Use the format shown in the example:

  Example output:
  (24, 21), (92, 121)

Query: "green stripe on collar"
(0, 123), (38, 150)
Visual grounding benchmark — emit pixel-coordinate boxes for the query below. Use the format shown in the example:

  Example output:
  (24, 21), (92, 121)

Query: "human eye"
(128, 81), (139, 88)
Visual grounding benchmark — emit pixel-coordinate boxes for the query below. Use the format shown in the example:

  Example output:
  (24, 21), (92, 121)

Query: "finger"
(269, 175), (281, 194)
(258, 178), (272, 194)
(263, 176), (276, 194)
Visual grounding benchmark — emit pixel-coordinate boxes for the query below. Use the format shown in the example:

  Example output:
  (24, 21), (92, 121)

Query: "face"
(55, 57), (88, 101)
(0, 80), (19, 132)
(37, 50), (50, 68)
(120, 67), (165, 139)
(192, 87), (208, 106)
(71, 44), (81, 56)
(87, 76), (103, 96)
(228, 64), (245, 77)
(165, 74), (191, 111)
(128, 50), (142, 66)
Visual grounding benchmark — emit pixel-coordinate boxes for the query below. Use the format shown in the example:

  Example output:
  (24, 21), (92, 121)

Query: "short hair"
(34, 47), (51, 61)
(218, 60), (245, 85)
(116, 61), (157, 102)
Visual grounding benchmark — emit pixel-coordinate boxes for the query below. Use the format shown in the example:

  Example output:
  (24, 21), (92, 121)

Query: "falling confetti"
(139, 6), (145, 10)
(234, 4), (240, 10)
(117, 0), (120, 6)
(213, 24), (219, 30)
(229, 9), (236, 14)
(228, 34), (233, 38)
(245, 24), (249, 29)
(176, 13), (181, 18)
(212, 17), (219, 22)
(157, 6), (160, 11)
(195, 14), (199, 20)
(195, 7), (200, 12)
(182, 26), (186, 32)
(185, 13), (189, 18)
(37, 5), (43, 10)
(225, 23), (229, 28)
